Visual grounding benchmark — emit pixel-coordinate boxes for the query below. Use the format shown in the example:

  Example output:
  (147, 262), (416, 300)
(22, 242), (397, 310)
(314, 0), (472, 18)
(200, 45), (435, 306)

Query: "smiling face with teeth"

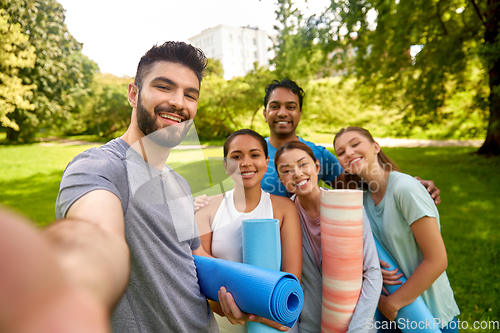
(224, 134), (269, 190)
(334, 130), (381, 178)
(129, 61), (200, 147)
(263, 87), (302, 139)
(276, 147), (320, 195)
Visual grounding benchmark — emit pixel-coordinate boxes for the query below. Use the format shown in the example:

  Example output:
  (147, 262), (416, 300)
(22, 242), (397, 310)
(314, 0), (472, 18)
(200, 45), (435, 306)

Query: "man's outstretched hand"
(0, 207), (110, 333)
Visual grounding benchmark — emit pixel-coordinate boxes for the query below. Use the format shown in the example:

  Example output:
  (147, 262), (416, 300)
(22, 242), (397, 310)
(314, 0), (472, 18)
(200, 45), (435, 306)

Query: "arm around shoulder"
(320, 146), (344, 186)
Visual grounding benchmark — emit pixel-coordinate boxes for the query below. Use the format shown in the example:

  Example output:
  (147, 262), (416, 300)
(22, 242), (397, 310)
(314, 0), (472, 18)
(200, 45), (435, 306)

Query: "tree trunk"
(6, 127), (20, 142)
(5, 109), (24, 142)
(478, 0), (500, 156)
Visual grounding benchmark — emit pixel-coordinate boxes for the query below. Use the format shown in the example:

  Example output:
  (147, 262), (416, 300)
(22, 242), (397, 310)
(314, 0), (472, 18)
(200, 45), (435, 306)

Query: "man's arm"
(47, 189), (130, 308)
(0, 190), (130, 333)
(217, 287), (291, 331)
(320, 147), (344, 188)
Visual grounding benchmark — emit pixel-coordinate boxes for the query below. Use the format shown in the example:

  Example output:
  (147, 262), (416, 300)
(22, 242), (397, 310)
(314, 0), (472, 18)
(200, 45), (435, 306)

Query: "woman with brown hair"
(274, 140), (382, 332)
(334, 127), (459, 332)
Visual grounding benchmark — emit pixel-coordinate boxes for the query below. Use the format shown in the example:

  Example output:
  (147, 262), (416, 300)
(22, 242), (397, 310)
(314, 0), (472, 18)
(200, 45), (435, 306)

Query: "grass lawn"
(0, 142), (100, 226)
(0, 143), (499, 331)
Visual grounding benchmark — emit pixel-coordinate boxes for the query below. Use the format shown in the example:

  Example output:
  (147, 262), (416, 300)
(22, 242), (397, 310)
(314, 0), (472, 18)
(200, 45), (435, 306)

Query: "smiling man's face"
(133, 61), (200, 147)
(263, 87), (302, 138)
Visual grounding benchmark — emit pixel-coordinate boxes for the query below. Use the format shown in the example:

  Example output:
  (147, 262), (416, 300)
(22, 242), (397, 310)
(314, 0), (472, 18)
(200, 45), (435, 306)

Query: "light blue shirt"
(363, 171), (460, 326)
(262, 137), (343, 197)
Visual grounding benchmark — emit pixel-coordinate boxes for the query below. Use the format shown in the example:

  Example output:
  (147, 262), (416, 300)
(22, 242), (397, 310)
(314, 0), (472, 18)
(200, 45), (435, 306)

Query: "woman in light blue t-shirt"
(333, 127), (460, 333)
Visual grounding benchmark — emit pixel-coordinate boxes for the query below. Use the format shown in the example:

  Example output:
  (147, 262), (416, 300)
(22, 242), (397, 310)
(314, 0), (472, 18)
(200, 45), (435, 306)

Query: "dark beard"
(136, 93), (193, 148)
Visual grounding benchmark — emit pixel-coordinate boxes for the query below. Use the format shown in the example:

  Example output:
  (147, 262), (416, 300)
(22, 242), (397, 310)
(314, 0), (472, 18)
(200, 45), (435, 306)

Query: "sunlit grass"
(0, 143), (101, 226)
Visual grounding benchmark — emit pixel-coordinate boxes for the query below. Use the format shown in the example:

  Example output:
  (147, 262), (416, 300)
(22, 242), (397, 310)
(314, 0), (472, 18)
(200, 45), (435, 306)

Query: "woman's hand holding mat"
(374, 238), (441, 333)
(193, 255), (303, 328)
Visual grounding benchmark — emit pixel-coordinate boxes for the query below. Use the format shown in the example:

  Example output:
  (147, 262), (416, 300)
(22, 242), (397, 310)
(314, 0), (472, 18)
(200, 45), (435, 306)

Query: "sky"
(57, 0), (330, 77)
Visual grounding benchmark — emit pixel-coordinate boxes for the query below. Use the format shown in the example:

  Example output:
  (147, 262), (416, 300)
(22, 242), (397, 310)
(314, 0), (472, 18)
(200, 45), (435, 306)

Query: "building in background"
(189, 24), (270, 80)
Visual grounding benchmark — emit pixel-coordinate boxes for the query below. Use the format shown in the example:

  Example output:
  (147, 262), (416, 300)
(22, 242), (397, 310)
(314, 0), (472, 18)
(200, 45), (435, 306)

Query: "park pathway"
(320, 137), (483, 148)
(39, 137), (483, 148)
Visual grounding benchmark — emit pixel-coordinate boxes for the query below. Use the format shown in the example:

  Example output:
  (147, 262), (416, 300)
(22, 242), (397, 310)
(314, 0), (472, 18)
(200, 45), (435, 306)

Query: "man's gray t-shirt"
(55, 138), (218, 333)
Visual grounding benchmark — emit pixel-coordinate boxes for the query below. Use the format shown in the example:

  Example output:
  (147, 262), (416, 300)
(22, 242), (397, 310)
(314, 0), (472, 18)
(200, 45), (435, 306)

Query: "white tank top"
(211, 189), (274, 263)
(211, 189), (274, 333)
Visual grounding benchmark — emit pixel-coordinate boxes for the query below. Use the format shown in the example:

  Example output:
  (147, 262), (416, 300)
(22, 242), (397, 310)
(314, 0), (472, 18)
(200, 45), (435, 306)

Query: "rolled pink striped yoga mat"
(320, 189), (364, 333)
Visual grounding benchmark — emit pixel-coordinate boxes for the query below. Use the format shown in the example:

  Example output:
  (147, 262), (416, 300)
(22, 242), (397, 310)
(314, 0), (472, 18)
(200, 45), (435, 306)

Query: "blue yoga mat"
(243, 218), (283, 332)
(193, 255), (303, 328)
(242, 218), (281, 270)
(374, 238), (440, 332)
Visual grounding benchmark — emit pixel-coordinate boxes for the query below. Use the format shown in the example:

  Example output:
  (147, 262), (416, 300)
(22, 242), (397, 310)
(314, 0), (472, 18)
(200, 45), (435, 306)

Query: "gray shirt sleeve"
(55, 147), (128, 219)
(347, 208), (383, 333)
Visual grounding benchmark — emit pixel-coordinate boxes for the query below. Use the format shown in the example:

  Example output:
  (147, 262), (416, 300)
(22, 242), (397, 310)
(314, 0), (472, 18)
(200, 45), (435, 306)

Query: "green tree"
(479, 0), (500, 154)
(70, 73), (131, 138)
(272, 0), (325, 80)
(1, 0), (97, 142)
(0, 9), (36, 131)
(324, 0), (499, 155)
(195, 61), (274, 140)
(205, 58), (224, 78)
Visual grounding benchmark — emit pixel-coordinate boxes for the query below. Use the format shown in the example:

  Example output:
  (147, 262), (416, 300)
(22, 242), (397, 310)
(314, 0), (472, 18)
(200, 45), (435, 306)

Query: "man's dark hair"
(263, 78), (305, 110)
(134, 41), (207, 90)
(223, 128), (268, 160)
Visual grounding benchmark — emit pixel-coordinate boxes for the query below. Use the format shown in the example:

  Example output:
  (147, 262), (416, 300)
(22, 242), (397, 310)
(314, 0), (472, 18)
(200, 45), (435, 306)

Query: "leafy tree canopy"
(68, 73), (131, 138)
(0, 8), (36, 131)
(205, 58), (224, 78)
(196, 61), (275, 140)
(271, 0), (326, 80)
(320, 0), (499, 155)
(1, 0), (98, 142)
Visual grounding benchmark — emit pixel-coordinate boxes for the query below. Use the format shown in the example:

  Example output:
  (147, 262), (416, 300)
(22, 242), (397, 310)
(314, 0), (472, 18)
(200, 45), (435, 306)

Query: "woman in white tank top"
(194, 129), (302, 332)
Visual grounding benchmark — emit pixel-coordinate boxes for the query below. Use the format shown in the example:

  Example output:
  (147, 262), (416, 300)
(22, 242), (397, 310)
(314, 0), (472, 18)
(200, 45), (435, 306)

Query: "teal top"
(363, 171), (459, 326)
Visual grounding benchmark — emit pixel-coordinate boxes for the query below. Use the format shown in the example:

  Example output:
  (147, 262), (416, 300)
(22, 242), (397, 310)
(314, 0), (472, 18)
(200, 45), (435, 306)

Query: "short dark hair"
(134, 41), (207, 90)
(223, 129), (268, 159)
(263, 78), (305, 110)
